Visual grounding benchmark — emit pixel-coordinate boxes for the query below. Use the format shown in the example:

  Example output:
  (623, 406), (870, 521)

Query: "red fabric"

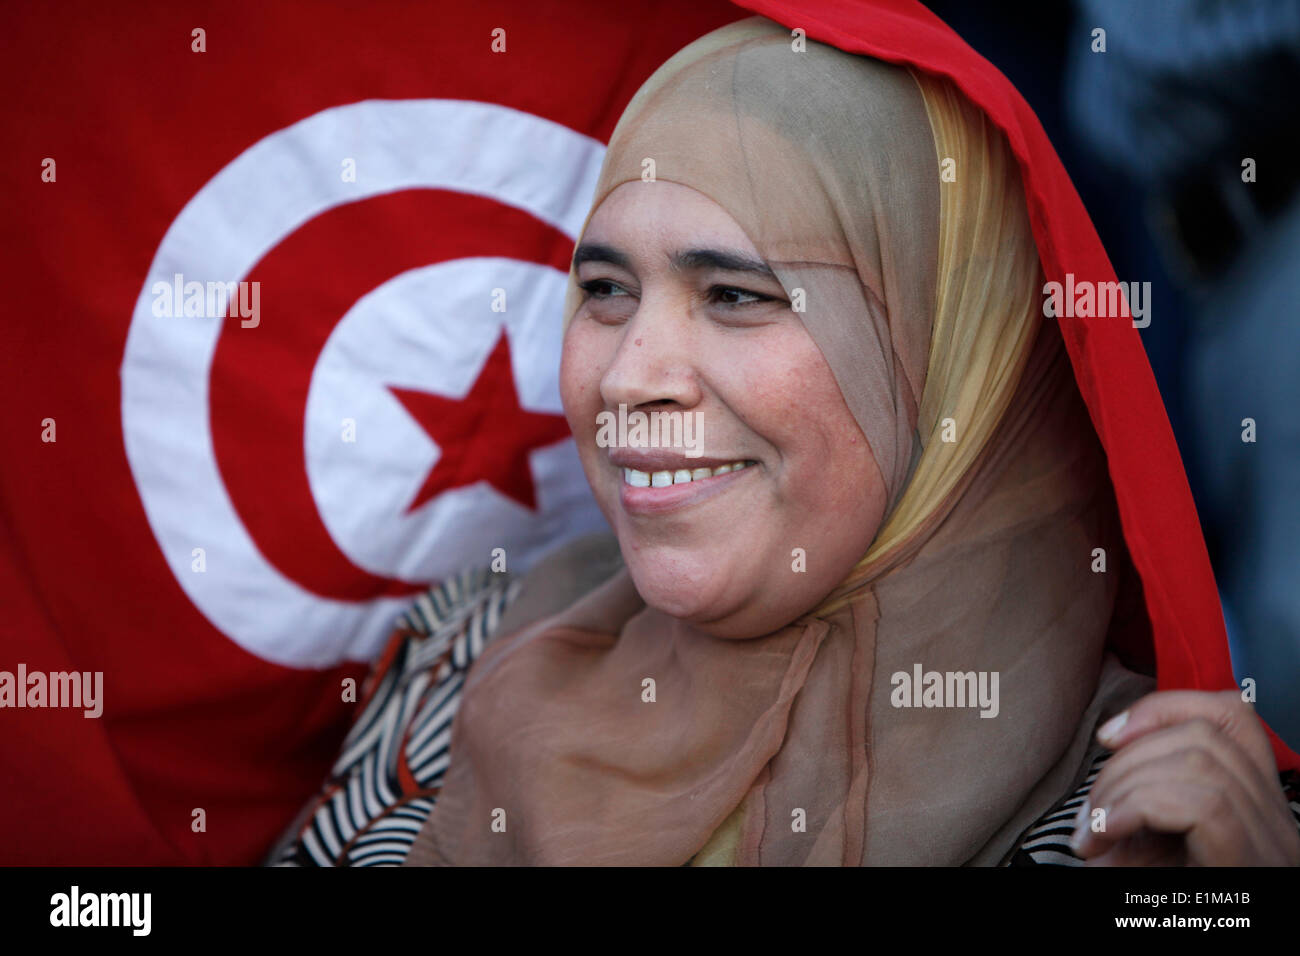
(0, 0), (745, 865)
(734, 0), (1300, 772)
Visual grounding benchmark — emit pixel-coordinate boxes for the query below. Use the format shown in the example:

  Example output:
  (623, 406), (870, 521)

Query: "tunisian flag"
(0, 0), (745, 864)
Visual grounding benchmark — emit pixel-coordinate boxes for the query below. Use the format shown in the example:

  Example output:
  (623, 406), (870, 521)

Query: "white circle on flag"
(304, 257), (602, 581)
(122, 99), (607, 667)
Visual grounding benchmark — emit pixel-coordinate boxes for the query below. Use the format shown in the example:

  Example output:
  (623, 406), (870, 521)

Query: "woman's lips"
(617, 460), (757, 516)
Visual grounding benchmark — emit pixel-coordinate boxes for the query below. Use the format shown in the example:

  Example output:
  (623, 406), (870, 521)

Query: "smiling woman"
(271, 11), (1300, 868)
(563, 178), (889, 632)
(403, 17), (1137, 867)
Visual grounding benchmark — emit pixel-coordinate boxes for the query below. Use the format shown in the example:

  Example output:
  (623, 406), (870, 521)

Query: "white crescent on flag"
(121, 99), (609, 668)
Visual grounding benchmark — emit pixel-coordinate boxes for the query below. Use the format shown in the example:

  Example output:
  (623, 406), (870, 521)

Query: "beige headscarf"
(406, 17), (1147, 866)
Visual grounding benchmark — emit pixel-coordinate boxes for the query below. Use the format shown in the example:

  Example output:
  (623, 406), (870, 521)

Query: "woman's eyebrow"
(572, 242), (630, 270)
(671, 248), (777, 280)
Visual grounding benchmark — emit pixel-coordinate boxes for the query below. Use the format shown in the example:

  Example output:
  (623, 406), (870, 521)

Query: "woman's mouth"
(622, 460), (757, 487)
(614, 457), (758, 516)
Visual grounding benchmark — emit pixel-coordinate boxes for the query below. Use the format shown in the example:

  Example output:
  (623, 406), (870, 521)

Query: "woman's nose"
(598, 294), (702, 412)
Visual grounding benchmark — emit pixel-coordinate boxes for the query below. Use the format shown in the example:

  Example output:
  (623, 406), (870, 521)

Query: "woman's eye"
(578, 278), (630, 299)
(708, 285), (779, 308)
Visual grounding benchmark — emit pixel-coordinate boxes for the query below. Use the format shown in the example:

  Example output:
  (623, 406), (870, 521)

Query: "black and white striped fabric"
(269, 567), (1300, 867)
(1008, 750), (1111, 866)
(268, 566), (520, 867)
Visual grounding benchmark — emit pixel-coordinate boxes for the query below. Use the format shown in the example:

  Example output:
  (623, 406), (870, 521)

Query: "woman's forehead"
(581, 181), (763, 259)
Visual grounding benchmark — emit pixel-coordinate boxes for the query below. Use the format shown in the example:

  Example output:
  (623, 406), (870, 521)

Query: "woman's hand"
(1069, 689), (1300, 866)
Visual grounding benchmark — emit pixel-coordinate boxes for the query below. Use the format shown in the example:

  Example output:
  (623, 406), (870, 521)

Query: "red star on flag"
(387, 331), (572, 512)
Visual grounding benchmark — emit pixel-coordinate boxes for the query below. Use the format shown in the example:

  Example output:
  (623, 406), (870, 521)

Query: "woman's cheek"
(748, 347), (846, 495)
(559, 325), (604, 437)
(559, 323), (623, 524)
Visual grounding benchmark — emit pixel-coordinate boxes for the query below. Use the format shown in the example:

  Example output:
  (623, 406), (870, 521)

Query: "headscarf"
(734, 2), (1300, 779)
(406, 16), (1155, 866)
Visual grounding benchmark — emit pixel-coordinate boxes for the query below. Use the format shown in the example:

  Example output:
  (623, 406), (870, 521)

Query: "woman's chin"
(625, 567), (791, 639)
(631, 578), (716, 622)
(625, 560), (736, 625)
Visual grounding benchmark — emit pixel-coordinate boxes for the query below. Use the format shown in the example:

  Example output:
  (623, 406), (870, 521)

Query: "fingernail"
(1070, 798), (1090, 852)
(1097, 710), (1128, 743)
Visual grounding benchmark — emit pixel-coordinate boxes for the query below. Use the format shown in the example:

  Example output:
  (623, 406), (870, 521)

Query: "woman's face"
(560, 181), (888, 638)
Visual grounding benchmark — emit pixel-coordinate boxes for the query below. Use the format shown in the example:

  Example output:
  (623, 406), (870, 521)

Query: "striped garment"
(267, 568), (1300, 867)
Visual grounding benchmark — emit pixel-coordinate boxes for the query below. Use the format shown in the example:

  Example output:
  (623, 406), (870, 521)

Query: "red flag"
(0, 0), (745, 864)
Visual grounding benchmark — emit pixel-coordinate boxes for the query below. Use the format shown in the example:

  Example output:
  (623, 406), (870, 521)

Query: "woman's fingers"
(1086, 719), (1277, 828)
(1072, 749), (1269, 864)
(1096, 689), (1276, 782)
(1087, 774), (1295, 866)
(1069, 689), (1300, 866)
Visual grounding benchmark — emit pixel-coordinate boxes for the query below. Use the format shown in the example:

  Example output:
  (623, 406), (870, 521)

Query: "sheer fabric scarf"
(407, 17), (1138, 867)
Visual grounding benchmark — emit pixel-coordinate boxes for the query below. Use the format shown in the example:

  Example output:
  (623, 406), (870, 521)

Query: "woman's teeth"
(622, 460), (756, 488)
